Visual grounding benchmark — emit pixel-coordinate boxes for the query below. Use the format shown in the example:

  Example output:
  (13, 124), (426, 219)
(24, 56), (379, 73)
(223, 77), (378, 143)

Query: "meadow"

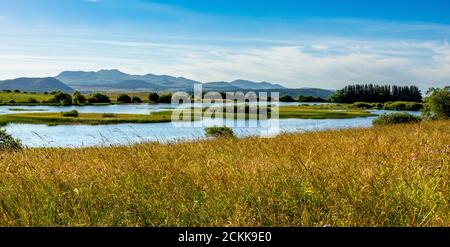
(0, 92), (53, 104)
(0, 120), (448, 226)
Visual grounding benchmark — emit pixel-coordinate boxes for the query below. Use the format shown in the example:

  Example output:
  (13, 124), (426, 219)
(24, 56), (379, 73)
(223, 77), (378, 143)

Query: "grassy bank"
(0, 120), (448, 226)
(0, 112), (174, 126)
(0, 92), (53, 104)
(278, 105), (376, 119)
(0, 105), (375, 126)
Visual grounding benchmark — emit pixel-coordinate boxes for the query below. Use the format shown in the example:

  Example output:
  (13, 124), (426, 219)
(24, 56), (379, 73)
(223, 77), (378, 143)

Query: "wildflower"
(73, 188), (80, 195)
(323, 224), (331, 227)
(411, 153), (417, 161)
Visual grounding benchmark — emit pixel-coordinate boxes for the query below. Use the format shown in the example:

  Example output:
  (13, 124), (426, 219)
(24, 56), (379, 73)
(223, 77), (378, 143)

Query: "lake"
(1, 104), (420, 148)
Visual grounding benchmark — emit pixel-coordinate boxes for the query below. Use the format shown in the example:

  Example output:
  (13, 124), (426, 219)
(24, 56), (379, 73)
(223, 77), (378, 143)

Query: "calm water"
(1, 104), (420, 148)
(0, 102), (305, 115)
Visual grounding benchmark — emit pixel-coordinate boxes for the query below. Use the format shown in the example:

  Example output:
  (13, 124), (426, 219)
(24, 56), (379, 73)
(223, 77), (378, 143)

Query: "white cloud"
(0, 33), (449, 91)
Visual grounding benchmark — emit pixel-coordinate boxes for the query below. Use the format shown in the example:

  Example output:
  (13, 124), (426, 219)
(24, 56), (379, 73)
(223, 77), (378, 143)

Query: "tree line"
(329, 84), (422, 103)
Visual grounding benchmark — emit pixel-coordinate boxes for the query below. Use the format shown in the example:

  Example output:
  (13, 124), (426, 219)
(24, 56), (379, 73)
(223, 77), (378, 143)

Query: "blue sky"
(0, 0), (449, 89)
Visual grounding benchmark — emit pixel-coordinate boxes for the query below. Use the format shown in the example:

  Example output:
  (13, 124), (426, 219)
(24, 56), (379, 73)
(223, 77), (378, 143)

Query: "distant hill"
(113, 80), (164, 91)
(56, 70), (292, 92)
(229, 79), (285, 90)
(56, 70), (199, 90)
(0, 77), (74, 93)
(53, 69), (336, 98)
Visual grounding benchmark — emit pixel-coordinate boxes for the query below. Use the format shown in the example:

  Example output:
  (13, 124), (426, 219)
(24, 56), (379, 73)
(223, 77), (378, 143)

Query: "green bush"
(158, 94), (173, 104)
(131, 96), (142, 103)
(61, 110), (79, 117)
(205, 126), (235, 138)
(422, 87), (450, 120)
(102, 113), (116, 118)
(73, 91), (87, 105)
(46, 92), (73, 105)
(0, 129), (22, 151)
(117, 94), (132, 103)
(373, 113), (421, 125)
(384, 101), (423, 111)
(279, 95), (296, 102)
(26, 98), (39, 104)
(149, 92), (160, 103)
(88, 93), (111, 104)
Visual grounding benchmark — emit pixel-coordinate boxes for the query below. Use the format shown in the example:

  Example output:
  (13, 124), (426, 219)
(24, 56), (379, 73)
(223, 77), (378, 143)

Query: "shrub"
(422, 87), (450, 120)
(373, 113), (421, 125)
(88, 93), (111, 104)
(13, 89), (20, 93)
(131, 96), (142, 103)
(46, 92), (73, 105)
(117, 94), (132, 103)
(26, 98), (39, 104)
(102, 113), (116, 118)
(158, 94), (172, 104)
(0, 129), (22, 151)
(73, 91), (87, 105)
(8, 100), (16, 104)
(204, 126), (235, 138)
(279, 95), (296, 102)
(384, 101), (423, 111)
(297, 95), (327, 102)
(61, 110), (79, 117)
(149, 93), (160, 103)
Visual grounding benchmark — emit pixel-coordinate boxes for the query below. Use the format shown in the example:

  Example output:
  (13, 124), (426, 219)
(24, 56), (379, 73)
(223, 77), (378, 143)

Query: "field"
(0, 92), (53, 103)
(0, 120), (448, 226)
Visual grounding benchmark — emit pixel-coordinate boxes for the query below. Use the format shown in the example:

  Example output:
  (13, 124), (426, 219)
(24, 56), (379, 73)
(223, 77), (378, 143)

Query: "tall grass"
(0, 121), (448, 226)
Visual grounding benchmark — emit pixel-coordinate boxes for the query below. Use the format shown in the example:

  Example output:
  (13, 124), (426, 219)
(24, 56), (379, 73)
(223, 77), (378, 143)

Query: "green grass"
(0, 112), (173, 126)
(0, 120), (448, 226)
(277, 105), (376, 119)
(0, 92), (53, 104)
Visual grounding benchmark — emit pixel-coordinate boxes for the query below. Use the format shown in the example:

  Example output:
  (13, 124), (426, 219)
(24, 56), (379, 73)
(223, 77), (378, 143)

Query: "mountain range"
(0, 70), (334, 98)
(55, 69), (287, 91)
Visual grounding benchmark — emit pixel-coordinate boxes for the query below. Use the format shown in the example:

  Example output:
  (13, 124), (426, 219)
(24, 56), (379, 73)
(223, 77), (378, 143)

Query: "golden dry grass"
(0, 121), (448, 226)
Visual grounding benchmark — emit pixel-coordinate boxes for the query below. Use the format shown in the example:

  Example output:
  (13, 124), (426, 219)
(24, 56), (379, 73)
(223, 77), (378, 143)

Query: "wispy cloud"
(0, 32), (449, 91)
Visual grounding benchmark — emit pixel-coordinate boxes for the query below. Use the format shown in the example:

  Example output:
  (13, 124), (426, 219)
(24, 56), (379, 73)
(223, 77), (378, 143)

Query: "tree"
(88, 93), (111, 104)
(329, 84), (422, 103)
(149, 92), (160, 103)
(117, 94), (132, 103)
(131, 96), (142, 103)
(47, 91), (72, 105)
(279, 95), (296, 102)
(422, 87), (450, 120)
(158, 94), (172, 104)
(73, 91), (87, 105)
(26, 98), (39, 104)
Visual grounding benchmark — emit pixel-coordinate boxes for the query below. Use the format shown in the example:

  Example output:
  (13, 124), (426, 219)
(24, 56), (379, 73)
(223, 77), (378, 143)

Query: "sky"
(0, 0), (449, 90)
